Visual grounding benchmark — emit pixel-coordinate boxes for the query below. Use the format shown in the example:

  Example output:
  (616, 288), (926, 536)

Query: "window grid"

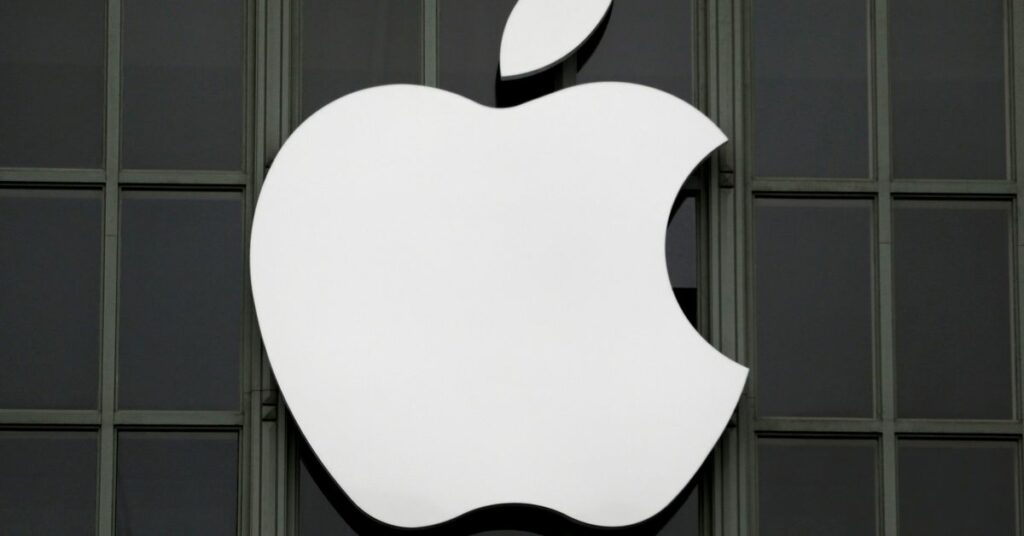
(0, 0), (258, 534)
(740, 0), (1024, 534)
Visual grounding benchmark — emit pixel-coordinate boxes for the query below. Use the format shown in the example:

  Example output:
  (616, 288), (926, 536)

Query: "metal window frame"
(734, 0), (1024, 535)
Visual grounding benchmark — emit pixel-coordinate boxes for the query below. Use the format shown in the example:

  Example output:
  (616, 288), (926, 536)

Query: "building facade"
(0, 0), (1021, 534)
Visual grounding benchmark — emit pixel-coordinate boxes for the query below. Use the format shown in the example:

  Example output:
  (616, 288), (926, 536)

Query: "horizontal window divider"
(113, 410), (244, 427)
(0, 168), (106, 184)
(118, 169), (249, 186)
(754, 418), (883, 435)
(890, 180), (1016, 195)
(893, 420), (1023, 437)
(0, 409), (101, 426)
(750, 178), (878, 194)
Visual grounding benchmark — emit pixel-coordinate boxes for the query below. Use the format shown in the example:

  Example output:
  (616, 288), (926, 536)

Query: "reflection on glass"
(890, 0), (1005, 179)
(576, 0), (692, 101)
(122, 0), (244, 170)
(0, 190), (102, 409)
(0, 0), (105, 167)
(118, 191), (243, 410)
(898, 441), (1018, 536)
(0, 431), (98, 534)
(759, 440), (878, 536)
(755, 198), (874, 418)
(300, 0), (422, 121)
(116, 432), (238, 536)
(752, 0), (868, 177)
(893, 201), (1013, 419)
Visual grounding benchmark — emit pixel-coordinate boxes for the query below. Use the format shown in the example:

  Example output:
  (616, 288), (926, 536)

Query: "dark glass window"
(122, 0), (244, 170)
(754, 199), (874, 417)
(576, 0), (693, 101)
(118, 191), (243, 410)
(299, 0), (422, 121)
(751, 0), (869, 178)
(890, 0), (1005, 179)
(0, 190), (102, 409)
(666, 196), (699, 326)
(893, 201), (1013, 419)
(438, 0), (516, 105)
(297, 451), (358, 535)
(0, 0), (105, 168)
(0, 431), (98, 534)
(116, 432), (238, 535)
(758, 440), (878, 536)
(898, 442), (1018, 535)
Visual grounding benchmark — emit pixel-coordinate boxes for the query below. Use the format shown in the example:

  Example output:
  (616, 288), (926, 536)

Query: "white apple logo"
(251, 0), (747, 529)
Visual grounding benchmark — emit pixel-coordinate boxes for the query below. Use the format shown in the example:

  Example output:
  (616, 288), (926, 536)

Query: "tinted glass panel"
(890, 0), (1005, 179)
(300, 0), (421, 121)
(898, 442), (1018, 536)
(123, 0), (243, 170)
(752, 0), (868, 178)
(116, 432), (238, 536)
(0, 0), (105, 168)
(0, 431), (97, 534)
(118, 192), (243, 410)
(439, 0), (513, 104)
(755, 199), (874, 417)
(439, 0), (558, 106)
(576, 0), (692, 101)
(759, 440), (878, 536)
(893, 201), (1013, 419)
(0, 190), (101, 409)
(666, 196), (698, 326)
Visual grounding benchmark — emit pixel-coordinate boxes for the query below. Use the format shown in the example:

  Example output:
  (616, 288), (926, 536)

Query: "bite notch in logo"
(251, 0), (748, 528)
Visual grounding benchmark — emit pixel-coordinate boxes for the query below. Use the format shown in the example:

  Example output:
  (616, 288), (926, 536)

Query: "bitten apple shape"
(250, 82), (748, 528)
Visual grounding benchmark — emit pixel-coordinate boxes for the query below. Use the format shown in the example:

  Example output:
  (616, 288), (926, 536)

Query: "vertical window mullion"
(97, 0), (124, 532)
(872, 0), (899, 533)
(424, 0), (438, 88)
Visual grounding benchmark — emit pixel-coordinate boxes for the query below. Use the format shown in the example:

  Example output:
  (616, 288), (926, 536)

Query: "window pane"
(439, 0), (513, 104)
(300, 0), (422, 121)
(298, 450), (358, 535)
(893, 201), (1013, 419)
(890, 0), (1005, 179)
(123, 0), (244, 170)
(666, 196), (698, 326)
(116, 432), (238, 536)
(752, 0), (868, 178)
(0, 0), (105, 168)
(656, 485), (700, 536)
(0, 190), (102, 409)
(898, 442), (1018, 536)
(439, 0), (558, 107)
(576, 0), (692, 101)
(0, 431), (97, 534)
(754, 199), (874, 417)
(758, 440), (878, 536)
(118, 191), (243, 410)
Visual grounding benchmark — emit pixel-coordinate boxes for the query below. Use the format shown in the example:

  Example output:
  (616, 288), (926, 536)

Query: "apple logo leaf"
(499, 0), (613, 80)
